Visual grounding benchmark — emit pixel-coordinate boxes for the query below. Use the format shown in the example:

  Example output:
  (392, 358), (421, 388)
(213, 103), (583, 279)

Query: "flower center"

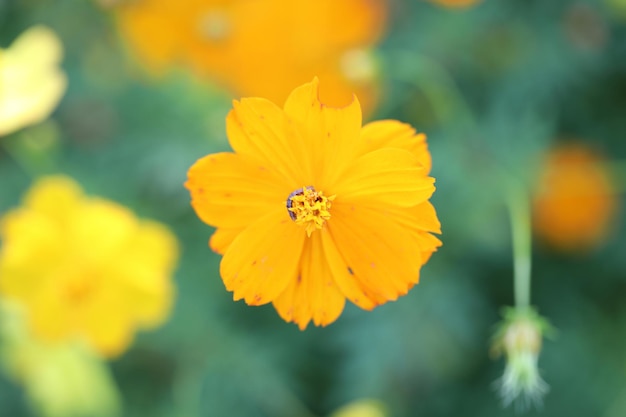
(286, 186), (335, 237)
(64, 275), (96, 305)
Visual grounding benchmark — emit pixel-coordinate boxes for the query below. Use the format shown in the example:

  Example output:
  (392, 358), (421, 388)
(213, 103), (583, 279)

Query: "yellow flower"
(329, 399), (388, 417)
(428, 0), (481, 8)
(0, 176), (179, 357)
(532, 143), (618, 252)
(113, 0), (386, 116)
(0, 26), (67, 136)
(185, 78), (441, 330)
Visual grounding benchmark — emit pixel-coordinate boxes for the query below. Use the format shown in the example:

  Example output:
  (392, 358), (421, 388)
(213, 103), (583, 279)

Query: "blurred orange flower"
(185, 78), (441, 330)
(532, 143), (618, 252)
(0, 26), (67, 136)
(113, 0), (386, 115)
(0, 176), (179, 357)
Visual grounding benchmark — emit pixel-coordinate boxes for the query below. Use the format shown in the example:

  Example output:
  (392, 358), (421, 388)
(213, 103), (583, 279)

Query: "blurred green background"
(1, 0), (626, 416)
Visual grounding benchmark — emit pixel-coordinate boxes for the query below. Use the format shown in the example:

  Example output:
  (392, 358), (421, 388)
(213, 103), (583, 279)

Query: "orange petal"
(319, 229), (377, 310)
(209, 227), (244, 255)
(331, 148), (435, 207)
(366, 202), (442, 264)
(226, 97), (309, 187)
(283, 78), (362, 189)
(359, 120), (432, 173)
(185, 152), (286, 229)
(220, 208), (306, 306)
(272, 233), (346, 330)
(328, 203), (425, 306)
(383, 201), (442, 234)
(413, 231), (442, 264)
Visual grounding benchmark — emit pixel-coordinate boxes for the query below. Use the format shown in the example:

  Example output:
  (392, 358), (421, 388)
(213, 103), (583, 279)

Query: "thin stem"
(507, 181), (532, 309)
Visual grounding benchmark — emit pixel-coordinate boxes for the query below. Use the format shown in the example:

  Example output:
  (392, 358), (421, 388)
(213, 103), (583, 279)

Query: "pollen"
(286, 186), (336, 237)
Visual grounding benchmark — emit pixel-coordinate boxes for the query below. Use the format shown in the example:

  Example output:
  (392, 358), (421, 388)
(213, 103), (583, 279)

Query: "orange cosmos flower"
(185, 78), (441, 330)
(113, 0), (386, 115)
(532, 143), (618, 252)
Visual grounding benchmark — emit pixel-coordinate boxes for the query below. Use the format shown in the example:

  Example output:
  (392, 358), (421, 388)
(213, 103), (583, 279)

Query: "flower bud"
(492, 308), (551, 411)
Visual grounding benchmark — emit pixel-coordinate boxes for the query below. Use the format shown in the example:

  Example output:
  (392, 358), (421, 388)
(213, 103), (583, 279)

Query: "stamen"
(286, 186), (335, 237)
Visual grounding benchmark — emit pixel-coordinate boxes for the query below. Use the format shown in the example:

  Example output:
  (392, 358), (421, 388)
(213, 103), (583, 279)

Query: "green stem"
(507, 181), (532, 309)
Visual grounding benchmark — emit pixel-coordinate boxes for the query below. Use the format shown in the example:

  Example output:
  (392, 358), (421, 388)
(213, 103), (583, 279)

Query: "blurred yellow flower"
(532, 143), (618, 252)
(428, 0), (481, 8)
(113, 0), (387, 116)
(185, 78), (441, 330)
(0, 176), (179, 357)
(329, 399), (388, 417)
(0, 302), (121, 417)
(0, 26), (67, 136)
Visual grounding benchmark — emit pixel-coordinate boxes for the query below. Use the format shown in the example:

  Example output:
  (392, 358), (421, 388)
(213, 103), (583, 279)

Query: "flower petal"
(331, 148), (435, 207)
(272, 233), (346, 330)
(319, 229), (377, 310)
(110, 221), (177, 327)
(27, 290), (72, 342)
(382, 201), (442, 234)
(413, 231), (442, 265)
(328, 203), (425, 305)
(226, 97), (309, 186)
(365, 202), (442, 264)
(209, 227), (244, 255)
(283, 78), (362, 189)
(185, 152), (286, 228)
(23, 175), (82, 222)
(0, 26), (67, 136)
(220, 208), (305, 305)
(82, 293), (133, 357)
(359, 120), (432, 173)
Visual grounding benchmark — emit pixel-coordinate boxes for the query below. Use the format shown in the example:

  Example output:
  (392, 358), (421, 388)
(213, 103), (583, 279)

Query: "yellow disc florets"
(286, 186), (336, 237)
